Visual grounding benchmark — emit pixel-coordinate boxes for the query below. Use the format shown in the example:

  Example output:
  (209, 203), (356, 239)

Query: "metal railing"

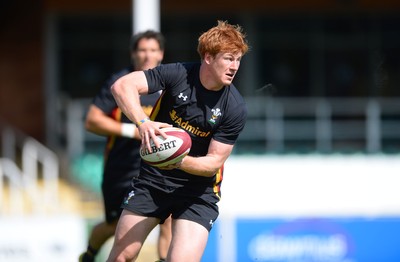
(62, 97), (400, 156)
(239, 97), (400, 154)
(0, 126), (60, 214)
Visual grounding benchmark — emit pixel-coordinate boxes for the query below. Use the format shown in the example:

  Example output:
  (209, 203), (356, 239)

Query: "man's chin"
(223, 80), (233, 86)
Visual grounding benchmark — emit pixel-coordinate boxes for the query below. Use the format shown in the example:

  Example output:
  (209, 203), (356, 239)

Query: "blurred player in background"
(79, 30), (171, 262)
(107, 20), (249, 262)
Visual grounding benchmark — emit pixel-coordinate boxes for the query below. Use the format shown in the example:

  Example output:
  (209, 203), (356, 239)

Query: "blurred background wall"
(1, 0), (400, 154)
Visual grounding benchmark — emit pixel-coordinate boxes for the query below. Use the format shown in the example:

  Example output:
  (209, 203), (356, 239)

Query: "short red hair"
(197, 20), (249, 60)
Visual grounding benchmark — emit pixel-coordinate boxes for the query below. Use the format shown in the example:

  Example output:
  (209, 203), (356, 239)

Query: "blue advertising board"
(203, 217), (400, 262)
(202, 221), (219, 262)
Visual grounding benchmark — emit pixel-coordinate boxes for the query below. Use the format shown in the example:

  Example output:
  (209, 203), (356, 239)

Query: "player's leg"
(90, 219), (118, 247)
(167, 218), (209, 262)
(107, 209), (159, 262)
(80, 183), (123, 261)
(157, 215), (172, 261)
(79, 220), (118, 261)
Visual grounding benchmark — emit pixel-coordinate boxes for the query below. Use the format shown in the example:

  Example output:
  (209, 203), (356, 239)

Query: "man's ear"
(204, 53), (213, 65)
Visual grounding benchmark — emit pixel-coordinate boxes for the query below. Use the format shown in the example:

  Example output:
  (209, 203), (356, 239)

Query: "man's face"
(206, 52), (242, 87)
(131, 38), (164, 70)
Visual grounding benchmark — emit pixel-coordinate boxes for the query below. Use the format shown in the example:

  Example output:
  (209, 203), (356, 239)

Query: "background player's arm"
(178, 138), (233, 177)
(85, 104), (140, 139)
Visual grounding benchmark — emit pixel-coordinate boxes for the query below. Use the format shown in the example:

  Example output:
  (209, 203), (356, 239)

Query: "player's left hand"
(138, 120), (171, 151)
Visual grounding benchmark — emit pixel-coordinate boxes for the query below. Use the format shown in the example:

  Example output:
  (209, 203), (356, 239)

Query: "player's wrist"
(177, 156), (186, 169)
(121, 123), (136, 138)
(136, 117), (151, 127)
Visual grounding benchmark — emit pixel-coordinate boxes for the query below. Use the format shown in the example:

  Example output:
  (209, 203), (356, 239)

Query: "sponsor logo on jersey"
(169, 109), (211, 137)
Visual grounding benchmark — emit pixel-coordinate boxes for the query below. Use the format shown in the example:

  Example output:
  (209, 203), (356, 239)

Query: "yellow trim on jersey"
(104, 108), (122, 160)
(213, 165), (224, 199)
(149, 91), (165, 120)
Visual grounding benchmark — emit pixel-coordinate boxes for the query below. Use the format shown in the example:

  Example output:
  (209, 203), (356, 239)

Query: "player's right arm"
(85, 104), (139, 139)
(111, 71), (150, 126)
(111, 71), (171, 149)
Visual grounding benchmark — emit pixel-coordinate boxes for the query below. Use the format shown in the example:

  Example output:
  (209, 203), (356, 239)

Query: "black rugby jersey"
(141, 62), (247, 193)
(93, 66), (160, 186)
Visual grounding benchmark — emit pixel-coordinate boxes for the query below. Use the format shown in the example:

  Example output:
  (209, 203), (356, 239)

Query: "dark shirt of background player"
(80, 30), (172, 262)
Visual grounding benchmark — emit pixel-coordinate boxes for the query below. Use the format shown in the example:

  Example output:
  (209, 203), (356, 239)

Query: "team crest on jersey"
(208, 108), (221, 124)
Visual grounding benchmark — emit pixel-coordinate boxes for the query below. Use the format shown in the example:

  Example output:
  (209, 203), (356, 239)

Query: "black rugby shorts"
(121, 178), (219, 231)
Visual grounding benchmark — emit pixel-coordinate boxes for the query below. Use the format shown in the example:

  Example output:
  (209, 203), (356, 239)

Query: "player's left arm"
(178, 138), (233, 177)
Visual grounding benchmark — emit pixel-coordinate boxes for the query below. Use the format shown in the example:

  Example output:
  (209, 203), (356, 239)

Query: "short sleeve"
(213, 98), (247, 145)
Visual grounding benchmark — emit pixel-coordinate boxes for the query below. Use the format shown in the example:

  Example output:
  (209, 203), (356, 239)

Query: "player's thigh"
(112, 209), (159, 257)
(168, 218), (209, 262)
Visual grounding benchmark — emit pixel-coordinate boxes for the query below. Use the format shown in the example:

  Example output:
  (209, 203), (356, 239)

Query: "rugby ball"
(140, 127), (192, 167)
